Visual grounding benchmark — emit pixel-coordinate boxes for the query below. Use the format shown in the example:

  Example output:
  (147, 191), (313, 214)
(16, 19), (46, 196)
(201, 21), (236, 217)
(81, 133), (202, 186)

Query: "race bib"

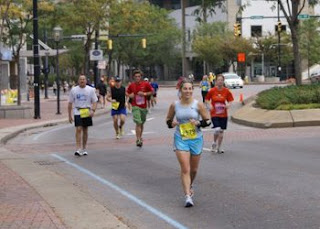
(202, 86), (207, 91)
(179, 122), (197, 140)
(135, 95), (144, 105)
(112, 102), (120, 110)
(79, 108), (90, 118)
(215, 102), (226, 115)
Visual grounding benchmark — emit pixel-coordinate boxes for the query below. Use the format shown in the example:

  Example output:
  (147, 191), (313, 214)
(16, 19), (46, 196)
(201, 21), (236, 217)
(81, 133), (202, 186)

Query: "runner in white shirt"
(68, 75), (98, 156)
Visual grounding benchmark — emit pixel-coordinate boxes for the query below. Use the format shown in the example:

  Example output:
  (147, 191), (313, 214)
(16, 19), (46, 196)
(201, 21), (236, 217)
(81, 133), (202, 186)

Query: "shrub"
(256, 84), (320, 110)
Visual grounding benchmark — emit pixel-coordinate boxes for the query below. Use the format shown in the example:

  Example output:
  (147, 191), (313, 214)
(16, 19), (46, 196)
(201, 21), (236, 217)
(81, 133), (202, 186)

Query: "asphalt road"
(6, 85), (320, 229)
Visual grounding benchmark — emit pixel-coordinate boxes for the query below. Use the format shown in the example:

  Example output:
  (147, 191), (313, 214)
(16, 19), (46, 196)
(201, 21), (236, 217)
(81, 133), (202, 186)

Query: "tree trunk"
(291, 25), (302, 85)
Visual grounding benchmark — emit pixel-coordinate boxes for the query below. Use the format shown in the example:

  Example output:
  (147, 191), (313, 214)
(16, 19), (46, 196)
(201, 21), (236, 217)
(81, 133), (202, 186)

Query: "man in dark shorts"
(96, 76), (107, 108)
(68, 75), (98, 156)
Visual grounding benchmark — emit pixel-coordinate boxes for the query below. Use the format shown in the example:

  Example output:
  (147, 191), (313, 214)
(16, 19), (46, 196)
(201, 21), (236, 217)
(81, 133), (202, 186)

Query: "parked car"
(310, 72), (320, 83)
(222, 72), (244, 88)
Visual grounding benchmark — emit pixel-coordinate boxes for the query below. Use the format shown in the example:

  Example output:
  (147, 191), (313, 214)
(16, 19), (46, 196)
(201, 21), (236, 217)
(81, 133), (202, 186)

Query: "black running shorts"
(74, 115), (93, 127)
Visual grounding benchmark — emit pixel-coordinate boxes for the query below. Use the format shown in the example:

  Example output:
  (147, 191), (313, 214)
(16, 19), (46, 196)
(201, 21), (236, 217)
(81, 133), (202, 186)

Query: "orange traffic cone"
(239, 93), (244, 105)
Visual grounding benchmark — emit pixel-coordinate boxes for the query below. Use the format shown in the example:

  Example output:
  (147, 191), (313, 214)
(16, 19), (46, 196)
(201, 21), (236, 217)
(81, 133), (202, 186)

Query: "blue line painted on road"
(51, 154), (188, 229)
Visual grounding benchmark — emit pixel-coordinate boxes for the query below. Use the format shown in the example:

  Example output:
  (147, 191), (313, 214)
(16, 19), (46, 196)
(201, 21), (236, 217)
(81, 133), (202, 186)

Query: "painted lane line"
(146, 117), (155, 121)
(203, 147), (211, 152)
(51, 154), (188, 229)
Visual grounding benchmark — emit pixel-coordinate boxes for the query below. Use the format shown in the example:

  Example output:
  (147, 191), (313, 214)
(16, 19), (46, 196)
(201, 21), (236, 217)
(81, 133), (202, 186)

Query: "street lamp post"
(53, 26), (62, 115)
(181, 0), (187, 77)
(277, 0), (282, 79)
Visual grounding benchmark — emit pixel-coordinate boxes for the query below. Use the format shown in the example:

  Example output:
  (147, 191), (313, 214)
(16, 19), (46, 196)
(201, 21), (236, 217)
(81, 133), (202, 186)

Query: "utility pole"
(44, 29), (49, 99)
(277, 0), (281, 79)
(33, 0), (41, 119)
(181, 0), (187, 77)
(94, 29), (99, 87)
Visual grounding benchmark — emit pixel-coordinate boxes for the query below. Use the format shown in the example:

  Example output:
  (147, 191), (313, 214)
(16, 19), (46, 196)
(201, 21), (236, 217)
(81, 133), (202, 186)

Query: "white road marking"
(203, 147), (211, 152)
(51, 154), (188, 229)
(146, 117), (155, 121)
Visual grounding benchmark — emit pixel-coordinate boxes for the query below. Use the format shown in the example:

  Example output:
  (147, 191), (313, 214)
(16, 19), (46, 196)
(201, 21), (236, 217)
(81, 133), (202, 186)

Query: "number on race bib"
(179, 122), (197, 140)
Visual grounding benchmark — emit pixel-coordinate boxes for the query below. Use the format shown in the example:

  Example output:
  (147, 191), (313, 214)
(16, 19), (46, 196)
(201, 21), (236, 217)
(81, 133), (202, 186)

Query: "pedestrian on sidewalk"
(68, 75), (98, 156)
(126, 69), (153, 147)
(205, 74), (234, 154)
(166, 78), (211, 208)
(96, 76), (107, 109)
(150, 77), (159, 107)
(199, 75), (210, 103)
(107, 76), (127, 139)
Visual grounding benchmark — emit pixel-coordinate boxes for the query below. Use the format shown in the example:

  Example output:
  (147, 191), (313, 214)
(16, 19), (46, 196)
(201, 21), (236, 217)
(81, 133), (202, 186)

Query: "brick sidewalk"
(0, 96), (70, 129)
(0, 162), (66, 229)
(0, 95), (69, 228)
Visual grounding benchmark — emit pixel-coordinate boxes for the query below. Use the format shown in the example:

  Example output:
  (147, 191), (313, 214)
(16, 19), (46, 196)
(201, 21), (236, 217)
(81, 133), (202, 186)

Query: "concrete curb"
(231, 101), (320, 128)
(0, 108), (110, 144)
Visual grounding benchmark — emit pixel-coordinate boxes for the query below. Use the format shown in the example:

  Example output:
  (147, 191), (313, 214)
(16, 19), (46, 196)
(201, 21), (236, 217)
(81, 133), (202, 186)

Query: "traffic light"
(107, 39), (113, 50)
(277, 21), (282, 32)
(234, 23), (241, 37)
(142, 38), (147, 49)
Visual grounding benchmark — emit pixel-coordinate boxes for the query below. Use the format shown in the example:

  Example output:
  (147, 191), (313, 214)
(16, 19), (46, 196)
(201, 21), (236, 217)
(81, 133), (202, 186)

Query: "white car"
(222, 73), (244, 89)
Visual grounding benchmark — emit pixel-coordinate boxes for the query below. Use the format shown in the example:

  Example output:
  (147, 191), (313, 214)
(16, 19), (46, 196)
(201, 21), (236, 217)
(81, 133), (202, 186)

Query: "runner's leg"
(75, 127), (82, 150)
(82, 127), (88, 150)
(176, 150), (192, 196)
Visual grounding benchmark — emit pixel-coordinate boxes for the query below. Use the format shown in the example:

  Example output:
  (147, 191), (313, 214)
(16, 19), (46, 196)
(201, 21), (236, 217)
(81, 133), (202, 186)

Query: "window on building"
(275, 25), (286, 33)
(251, 26), (262, 37)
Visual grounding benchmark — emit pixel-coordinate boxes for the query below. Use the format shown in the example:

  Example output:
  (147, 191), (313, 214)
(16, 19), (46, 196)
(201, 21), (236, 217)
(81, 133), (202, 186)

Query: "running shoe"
(116, 133), (120, 139)
(119, 127), (124, 136)
(136, 139), (143, 147)
(74, 150), (83, 156)
(211, 142), (217, 152)
(184, 195), (194, 208)
(82, 150), (88, 156)
(217, 149), (224, 154)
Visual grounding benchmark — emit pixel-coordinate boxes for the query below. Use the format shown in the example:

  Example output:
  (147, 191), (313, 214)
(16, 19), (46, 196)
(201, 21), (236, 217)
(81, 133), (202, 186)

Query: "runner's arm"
(166, 103), (178, 128)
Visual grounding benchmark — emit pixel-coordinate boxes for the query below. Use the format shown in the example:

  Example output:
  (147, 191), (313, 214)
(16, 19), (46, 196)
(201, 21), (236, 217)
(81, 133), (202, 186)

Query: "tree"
(109, 0), (180, 78)
(192, 0), (225, 23)
(192, 22), (253, 73)
(277, 0), (320, 85)
(56, 0), (115, 75)
(2, 0), (53, 105)
(299, 18), (320, 71)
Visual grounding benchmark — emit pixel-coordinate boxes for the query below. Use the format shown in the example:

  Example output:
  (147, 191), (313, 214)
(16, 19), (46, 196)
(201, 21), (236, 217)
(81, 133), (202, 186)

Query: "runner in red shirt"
(126, 69), (153, 147)
(205, 74), (234, 154)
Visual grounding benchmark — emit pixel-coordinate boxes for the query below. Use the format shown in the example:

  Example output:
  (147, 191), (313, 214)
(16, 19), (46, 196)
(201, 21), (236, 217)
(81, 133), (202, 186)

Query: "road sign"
(90, 50), (103, 61)
(250, 15), (264, 19)
(298, 14), (309, 19)
(98, 60), (107, 69)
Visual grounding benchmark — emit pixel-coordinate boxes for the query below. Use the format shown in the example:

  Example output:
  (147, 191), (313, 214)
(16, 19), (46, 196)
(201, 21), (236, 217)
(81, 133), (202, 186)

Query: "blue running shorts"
(174, 134), (203, 156)
(111, 108), (127, 116)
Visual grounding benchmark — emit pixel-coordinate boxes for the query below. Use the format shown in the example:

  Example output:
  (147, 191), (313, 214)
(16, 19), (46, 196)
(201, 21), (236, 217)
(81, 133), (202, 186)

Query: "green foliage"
(192, 0), (225, 23)
(109, 0), (180, 68)
(256, 84), (320, 110)
(299, 18), (320, 66)
(192, 22), (253, 71)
